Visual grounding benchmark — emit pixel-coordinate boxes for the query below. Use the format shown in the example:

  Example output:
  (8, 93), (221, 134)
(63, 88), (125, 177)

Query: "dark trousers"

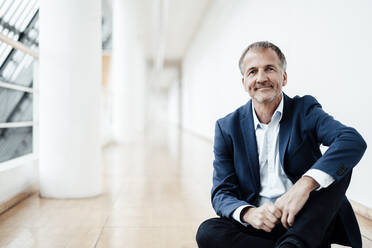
(196, 173), (353, 248)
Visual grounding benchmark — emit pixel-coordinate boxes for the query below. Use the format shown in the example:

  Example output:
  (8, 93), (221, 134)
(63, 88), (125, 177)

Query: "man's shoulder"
(296, 94), (320, 105)
(290, 94), (319, 104)
(290, 94), (322, 114)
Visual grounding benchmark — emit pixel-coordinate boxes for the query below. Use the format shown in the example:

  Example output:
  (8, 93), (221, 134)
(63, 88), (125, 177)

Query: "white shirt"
(232, 94), (334, 225)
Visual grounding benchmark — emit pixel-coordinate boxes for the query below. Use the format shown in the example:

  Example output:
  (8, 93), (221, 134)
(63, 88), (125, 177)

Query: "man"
(196, 41), (367, 248)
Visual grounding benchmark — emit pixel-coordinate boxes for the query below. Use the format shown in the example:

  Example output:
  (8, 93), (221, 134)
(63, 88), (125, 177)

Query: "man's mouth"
(255, 86), (273, 90)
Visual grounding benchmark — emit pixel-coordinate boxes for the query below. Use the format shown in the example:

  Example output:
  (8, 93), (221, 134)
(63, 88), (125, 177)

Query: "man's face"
(241, 48), (287, 104)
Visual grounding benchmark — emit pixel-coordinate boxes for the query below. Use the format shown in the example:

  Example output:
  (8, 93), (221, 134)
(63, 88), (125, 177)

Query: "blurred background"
(0, 0), (371, 247)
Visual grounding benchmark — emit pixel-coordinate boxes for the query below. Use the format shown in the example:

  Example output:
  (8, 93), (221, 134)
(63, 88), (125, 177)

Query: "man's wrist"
(303, 169), (335, 190)
(240, 206), (253, 223)
(301, 176), (320, 193)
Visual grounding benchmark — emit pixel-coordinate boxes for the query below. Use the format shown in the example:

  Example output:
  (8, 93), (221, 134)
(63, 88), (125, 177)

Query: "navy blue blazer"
(211, 93), (367, 246)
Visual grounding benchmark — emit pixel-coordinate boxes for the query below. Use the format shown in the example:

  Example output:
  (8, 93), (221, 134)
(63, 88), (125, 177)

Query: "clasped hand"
(242, 176), (318, 232)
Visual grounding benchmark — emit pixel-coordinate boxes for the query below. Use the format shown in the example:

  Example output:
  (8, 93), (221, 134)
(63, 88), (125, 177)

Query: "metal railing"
(0, 32), (38, 59)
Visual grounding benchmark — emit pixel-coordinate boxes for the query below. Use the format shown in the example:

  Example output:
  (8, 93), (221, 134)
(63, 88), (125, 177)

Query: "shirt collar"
(252, 93), (284, 129)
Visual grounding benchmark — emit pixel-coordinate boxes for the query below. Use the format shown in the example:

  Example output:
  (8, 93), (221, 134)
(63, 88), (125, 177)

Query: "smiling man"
(196, 41), (367, 248)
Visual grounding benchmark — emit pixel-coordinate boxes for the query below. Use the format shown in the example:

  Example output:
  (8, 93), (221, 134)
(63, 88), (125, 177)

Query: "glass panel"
(0, 127), (33, 163)
(18, 0), (37, 31)
(0, 57), (35, 87)
(12, 49), (24, 64)
(2, 60), (16, 79)
(14, 0), (34, 30)
(0, 45), (12, 69)
(0, 88), (33, 123)
(10, 53), (28, 81)
(3, 0), (20, 23)
(28, 29), (37, 40)
(22, 54), (33, 69)
(0, 0), (10, 12)
(0, 42), (9, 59)
(2, 28), (9, 36)
(33, 20), (38, 29)
(8, 0), (26, 26)
(12, 33), (20, 41)
(0, 0), (13, 18)
(7, 30), (16, 40)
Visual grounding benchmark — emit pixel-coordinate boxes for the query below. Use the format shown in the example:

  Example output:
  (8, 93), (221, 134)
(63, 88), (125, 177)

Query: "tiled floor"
(0, 127), (371, 247)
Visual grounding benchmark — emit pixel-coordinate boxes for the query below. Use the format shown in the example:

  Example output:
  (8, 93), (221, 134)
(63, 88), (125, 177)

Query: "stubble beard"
(253, 89), (281, 104)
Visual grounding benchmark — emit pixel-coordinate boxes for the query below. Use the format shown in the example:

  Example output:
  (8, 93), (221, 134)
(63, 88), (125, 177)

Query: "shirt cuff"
(303, 169), (335, 190)
(232, 205), (252, 226)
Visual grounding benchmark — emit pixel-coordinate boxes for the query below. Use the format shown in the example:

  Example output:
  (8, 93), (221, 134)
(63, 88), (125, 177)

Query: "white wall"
(168, 78), (180, 126)
(182, 0), (372, 207)
(0, 155), (38, 205)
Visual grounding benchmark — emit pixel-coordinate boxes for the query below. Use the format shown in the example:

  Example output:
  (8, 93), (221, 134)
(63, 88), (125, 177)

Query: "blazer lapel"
(279, 94), (293, 167)
(240, 100), (261, 191)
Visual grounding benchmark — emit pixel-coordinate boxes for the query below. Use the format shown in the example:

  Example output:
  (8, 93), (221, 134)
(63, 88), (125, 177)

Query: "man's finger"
(263, 218), (275, 229)
(281, 211), (288, 229)
(261, 223), (272, 232)
(264, 210), (279, 224)
(268, 204), (282, 219)
(287, 213), (295, 227)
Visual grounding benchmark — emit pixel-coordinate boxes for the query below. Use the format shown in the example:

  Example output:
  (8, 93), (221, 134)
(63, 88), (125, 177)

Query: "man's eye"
(266, 67), (274, 71)
(248, 70), (256, 75)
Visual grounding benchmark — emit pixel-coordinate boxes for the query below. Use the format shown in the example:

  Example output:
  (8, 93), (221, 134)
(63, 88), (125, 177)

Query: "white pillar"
(111, 0), (146, 143)
(39, 0), (102, 198)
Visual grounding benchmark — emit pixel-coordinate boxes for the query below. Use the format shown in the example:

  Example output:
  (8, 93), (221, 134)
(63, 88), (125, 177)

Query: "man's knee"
(196, 218), (215, 247)
(196, 218), (230, 247)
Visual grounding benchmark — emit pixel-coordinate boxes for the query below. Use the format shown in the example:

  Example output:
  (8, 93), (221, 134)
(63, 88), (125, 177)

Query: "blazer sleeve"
(303, 96), (367, 181)
(211, 120), (249, 218)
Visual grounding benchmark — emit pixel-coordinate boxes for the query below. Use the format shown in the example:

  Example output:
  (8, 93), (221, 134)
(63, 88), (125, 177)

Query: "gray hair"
(238, 41), (287, 75)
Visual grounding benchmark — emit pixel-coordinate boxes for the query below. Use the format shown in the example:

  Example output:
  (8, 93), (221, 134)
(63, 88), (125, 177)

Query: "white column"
(111, 0), (146, 143)
(39, 0), (102, 198)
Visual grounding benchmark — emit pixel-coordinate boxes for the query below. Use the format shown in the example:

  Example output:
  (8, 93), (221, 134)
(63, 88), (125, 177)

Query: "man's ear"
(242, 77), (248, 92)
(282, 72), (287, 86)
(242, 77), (247, 91)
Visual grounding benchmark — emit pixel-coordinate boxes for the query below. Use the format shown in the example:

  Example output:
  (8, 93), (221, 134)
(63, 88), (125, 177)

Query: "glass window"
(0, 127), (32, 163)
(0, 0), (37, 163)
(0, 89), (32, 123)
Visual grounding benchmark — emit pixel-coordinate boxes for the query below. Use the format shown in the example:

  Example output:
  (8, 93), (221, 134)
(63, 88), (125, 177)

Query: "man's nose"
(256, 70), (268, 83)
